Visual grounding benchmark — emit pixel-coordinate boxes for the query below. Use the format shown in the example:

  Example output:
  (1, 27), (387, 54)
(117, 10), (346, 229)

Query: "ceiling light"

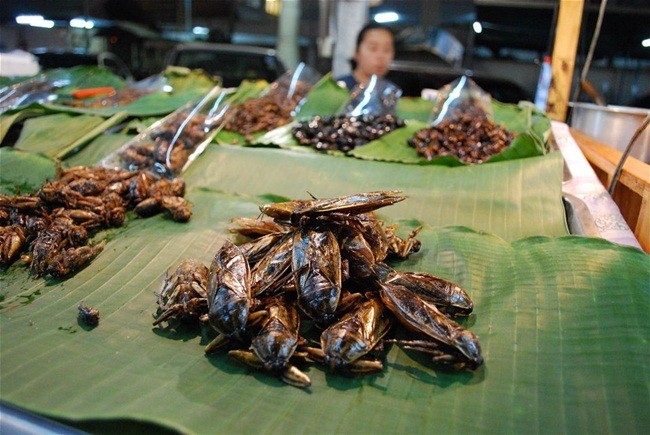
(473, 21), (483, 34)
(70, 18), (94, 29)
(642, 38), (650, 48)
(16, 15), (44, 25)
(193, 26), (209, 36)
(31, 19), (54, 28)
(16, 15), (55, 28)
(374, 12), (399, 23)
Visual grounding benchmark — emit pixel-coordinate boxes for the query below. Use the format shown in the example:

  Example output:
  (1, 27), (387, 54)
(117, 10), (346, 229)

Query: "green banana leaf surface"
(0, 187), (647, 434)
(2, 68), (218, 120)
(183, 144), (567, 241)
(63, 133), (136, 168)
(0, 148), (57, 195)
(0, 109), (46, 143)
(12, 111), (128, 159)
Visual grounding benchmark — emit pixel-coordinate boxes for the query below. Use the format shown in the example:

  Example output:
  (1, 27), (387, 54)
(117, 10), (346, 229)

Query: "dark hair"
(350, 22), (395, 70)
(355, 22), (395, 51)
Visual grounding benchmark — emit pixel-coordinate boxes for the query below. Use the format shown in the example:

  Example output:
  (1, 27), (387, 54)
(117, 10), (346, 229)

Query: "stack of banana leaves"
(0, 67), (648, 434)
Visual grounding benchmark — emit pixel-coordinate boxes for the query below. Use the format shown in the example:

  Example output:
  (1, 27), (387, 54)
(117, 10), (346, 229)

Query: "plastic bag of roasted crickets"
(263, 62), (322, 115)
(290, 76), (405, 152)
(220, 63), (321, 139)
(100, 85), (232, 178)
(340, 75), (402, 117)
(429, 75), (493, 125)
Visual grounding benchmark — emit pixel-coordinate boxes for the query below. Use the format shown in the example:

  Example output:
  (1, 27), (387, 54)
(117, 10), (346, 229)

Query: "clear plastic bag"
(222, 62), (321, 139)
(0, 72), (70, 114)
(66, 74), (172, 108)
(341, 75), (402, 117)
(263, 62), (322, 115)
(100, 85), (231, 178)
(429, 75), (492, 125)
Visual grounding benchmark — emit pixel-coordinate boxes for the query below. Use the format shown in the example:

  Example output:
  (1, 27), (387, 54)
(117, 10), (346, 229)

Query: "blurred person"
(336, 23), (395, 91)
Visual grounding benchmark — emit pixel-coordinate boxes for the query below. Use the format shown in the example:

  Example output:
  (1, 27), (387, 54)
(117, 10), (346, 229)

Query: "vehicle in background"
(164, 42), (286, 87)
(30, 48), (134, 80)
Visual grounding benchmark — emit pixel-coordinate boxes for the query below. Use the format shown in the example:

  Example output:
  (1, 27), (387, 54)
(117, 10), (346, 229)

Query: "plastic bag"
(222, 62), (321, 139)
(100, 85), (231, 178)
(290, 75), (405, 153)
(0, 72), (70, 114)
(429, 75), (492, 125)
(341, 75), (402, 117)
(66, 74), (172, 108)
(263, 62), (322, 115)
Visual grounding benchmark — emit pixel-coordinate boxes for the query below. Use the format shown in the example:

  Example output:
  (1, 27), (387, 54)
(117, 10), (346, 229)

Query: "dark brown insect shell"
(78, 302), (100, 326)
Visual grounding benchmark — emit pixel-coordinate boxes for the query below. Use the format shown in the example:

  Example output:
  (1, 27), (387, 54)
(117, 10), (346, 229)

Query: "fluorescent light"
(643, 38), (650, 48)
(374, 11), (399, 23)
(193, 26), (209, 36)
(15, 14), (55, 28)
(473, 21), (483, 34)
(70, 18), (94, 29)
(31, 19), (54, 28)
(16, 15), (44, 25)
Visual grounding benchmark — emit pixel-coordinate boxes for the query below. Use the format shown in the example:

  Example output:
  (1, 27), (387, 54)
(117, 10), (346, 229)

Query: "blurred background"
(1, 0), (648, 107)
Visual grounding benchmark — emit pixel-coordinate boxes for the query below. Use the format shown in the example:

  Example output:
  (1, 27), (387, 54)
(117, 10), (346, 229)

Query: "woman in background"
(336, 22), (396, 91)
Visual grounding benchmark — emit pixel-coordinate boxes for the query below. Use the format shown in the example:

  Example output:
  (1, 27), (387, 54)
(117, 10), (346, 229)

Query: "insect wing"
(208, 240), (252, 337)
(292, 228), (341, 323)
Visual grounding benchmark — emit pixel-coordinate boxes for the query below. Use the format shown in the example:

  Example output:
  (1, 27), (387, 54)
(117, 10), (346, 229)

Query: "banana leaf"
(0, 148), (56, 195)
(12, 112), (128, 159)
(0, 108), (45, 143)
(295, 74), (349, 119)
(182, 145), (567, 241)
(396, 96), (436, 122)
(63, 133), (135, 167)
(49, 65), (126, 93)
(0, 67), (125, 115)
(2, 68), (218, 118)
(0, 187), (647, 434)
(43, 89), (211, 118)
(348, 120), (546, 165)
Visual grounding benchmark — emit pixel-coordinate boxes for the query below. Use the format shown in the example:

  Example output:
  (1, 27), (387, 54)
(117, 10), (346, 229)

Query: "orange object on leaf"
(71, 87), (115, 99)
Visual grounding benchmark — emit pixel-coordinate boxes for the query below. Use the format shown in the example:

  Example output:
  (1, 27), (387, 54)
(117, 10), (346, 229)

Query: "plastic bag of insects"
(100, 85), (231, 178)
(291, 74), (405, 153)
(428, 75), (493, 126)
(409, 76), (516, 164)
(62, 74), (172, 108)
(340, 75), (402, 118)
(263, 62), (322, 115)
(221, 63), (321, 139)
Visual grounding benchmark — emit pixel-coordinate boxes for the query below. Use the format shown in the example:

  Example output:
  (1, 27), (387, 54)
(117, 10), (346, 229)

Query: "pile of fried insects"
(0, 165), (191, 279)
(153, 191), (483, 388)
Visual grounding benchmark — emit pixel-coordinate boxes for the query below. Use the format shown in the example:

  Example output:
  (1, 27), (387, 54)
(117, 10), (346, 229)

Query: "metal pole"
(184, 0), (192, 33)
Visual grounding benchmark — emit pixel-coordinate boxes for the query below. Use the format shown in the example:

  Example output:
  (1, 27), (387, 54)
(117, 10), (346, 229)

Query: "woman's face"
(354, 28), (395, 79)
